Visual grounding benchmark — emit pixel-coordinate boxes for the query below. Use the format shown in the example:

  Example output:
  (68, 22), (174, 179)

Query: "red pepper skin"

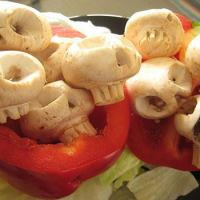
(51, 25), (85, 38)
(175, 13), (193, 32)
(0, 95), (130, 198)
(128, 106), (199, 171)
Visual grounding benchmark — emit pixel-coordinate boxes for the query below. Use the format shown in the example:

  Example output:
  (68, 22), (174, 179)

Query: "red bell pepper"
(51, 25), (85, 38)
(175, 13), (192, 32)
(127, 105), (199, 171)
(0, 96), (130, 198)
(0, 27), (130, 198)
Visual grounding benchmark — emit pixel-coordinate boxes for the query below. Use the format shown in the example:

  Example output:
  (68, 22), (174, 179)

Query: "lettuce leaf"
(127, 167), (199, 200)
(99, 147), (142, 189)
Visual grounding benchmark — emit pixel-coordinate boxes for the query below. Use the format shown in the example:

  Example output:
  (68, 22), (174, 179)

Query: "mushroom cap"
(185, 35), (200, 80)
(126, 57), (192, 119)
(0, 51), (46, 108)
(20, 80), (95, 143)
(62, 33), (141, 89)
(0, 1), (52, 52)
(124, 9), (184, 59)
(33, 36), (80, 83)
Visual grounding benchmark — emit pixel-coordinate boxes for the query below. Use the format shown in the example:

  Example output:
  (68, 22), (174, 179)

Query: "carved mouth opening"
(147, 96), (166, 111)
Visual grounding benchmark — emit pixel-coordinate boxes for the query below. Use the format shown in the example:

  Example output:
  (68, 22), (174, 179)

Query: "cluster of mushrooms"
(125, 9), (200, 168)
(1, 1), (200, 167)
(0, 1), (142, 144)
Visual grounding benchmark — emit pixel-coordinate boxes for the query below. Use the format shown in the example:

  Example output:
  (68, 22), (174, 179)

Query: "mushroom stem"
(174, 96), (200, 146)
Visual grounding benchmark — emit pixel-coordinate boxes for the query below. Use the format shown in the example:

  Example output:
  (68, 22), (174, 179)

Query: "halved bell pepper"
(0, 96), (130, 199)
(0, 27), (130, 199)
(128, 106), (199, 171)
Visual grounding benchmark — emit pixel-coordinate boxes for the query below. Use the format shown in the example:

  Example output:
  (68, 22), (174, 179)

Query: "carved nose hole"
(146, 31), (150, 38)
(69, 101), (76, 108)
(5, 66), (22, 82)
(116, 48), (130, 67)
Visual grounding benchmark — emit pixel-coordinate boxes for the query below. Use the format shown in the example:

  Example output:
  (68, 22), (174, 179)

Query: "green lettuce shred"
(127, 167), (199, 200)
(99, 147), (142, 189)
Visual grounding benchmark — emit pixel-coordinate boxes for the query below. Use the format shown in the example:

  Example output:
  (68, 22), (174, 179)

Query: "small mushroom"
(0, 51), (46, 123)
(174, 96), (200, 168)
(185, 35), (200, 80)
(174, 96), (200, 146)
(0, 1), (52, 52)
(124, 9), (184, 59)
(62, 33), (141, 105)
(126, 57), (192, 119)
(20, 80), (96, 144)
(33, 36), (80, 83)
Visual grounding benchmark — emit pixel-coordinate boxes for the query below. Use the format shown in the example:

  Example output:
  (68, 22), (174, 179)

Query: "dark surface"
(70, 15), (200, 200)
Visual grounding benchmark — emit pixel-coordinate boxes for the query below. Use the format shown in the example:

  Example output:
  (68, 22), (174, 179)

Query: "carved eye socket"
(168, 63), (191, 91)
(115, 47), (131, 67)
(4, 65), (21, 82)
(178, 97), (197, 115)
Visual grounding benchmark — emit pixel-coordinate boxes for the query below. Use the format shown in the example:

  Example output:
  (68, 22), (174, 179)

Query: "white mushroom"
(174, 96), (200, 168)
(62, 34), (141, 105)
(0, 51), (46, 123)
(124, 9), (184, 59)
(126, 57), (192, 119)
(174, 96), (200, 146)
(0, 1), (52, 52)
(33, 36), (80, 83)
(20, 80), (96, 144)
(185, 35), (200, 80)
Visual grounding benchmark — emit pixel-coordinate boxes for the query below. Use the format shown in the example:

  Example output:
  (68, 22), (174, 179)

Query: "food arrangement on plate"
(0, 1), (200, 200)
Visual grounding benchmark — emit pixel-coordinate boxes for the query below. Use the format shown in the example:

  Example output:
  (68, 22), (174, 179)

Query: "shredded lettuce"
(0, 176), (112, 200)
(99, 147), (142, 189)
(127, 167), (199, 200)
(0, 151), (198, 200)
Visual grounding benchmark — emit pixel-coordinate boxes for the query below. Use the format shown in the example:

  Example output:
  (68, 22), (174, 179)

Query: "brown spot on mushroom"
(167, 14), (173, 21)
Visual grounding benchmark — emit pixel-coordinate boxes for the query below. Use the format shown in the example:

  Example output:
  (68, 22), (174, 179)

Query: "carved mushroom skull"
(124, 9), (184, 59)
(62, 33), (141, 105)
(20, 80), (96, 144)
(185, 35), (200, 80)
(0, 1), (52, 52)
(126, 57), (192, 119)
(33, 36), (80, 83)
(174, 96), (200, 147)
(0, 51), (46, 123)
